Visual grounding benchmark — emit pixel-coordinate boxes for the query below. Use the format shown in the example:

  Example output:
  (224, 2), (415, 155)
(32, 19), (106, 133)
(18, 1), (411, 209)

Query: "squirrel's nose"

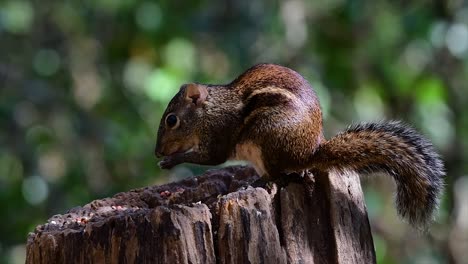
(155, 145), (163, 158)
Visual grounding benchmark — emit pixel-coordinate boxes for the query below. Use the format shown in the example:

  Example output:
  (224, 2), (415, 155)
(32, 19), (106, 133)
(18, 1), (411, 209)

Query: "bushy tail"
(311, 121), (445, 229)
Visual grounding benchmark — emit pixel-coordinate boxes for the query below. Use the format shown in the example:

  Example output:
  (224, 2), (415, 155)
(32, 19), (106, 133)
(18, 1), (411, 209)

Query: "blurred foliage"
(1, 0), (467, 263)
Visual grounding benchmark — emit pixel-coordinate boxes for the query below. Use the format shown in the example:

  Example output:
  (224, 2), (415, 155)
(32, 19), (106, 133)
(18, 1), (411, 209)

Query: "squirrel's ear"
(185, 84), (208, 106)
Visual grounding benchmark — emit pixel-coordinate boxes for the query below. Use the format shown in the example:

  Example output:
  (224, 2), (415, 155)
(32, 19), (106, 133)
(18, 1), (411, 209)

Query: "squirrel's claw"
(158, 157), (176, 169)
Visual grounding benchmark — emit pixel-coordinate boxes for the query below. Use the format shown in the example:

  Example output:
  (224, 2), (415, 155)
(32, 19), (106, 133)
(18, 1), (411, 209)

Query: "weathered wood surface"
(26, 166), (376, 264)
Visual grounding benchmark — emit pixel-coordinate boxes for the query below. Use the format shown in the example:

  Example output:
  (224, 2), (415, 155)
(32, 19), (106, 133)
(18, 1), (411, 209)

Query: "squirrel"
(154, 63), (445, 229)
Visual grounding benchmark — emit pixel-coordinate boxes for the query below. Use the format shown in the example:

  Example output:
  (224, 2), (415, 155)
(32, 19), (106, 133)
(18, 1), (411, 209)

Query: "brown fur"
(155, 63), (444, 229)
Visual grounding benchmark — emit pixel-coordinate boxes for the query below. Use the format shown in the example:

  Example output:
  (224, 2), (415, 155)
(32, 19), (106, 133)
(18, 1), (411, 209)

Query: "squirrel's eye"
(165, 114), (179, 128)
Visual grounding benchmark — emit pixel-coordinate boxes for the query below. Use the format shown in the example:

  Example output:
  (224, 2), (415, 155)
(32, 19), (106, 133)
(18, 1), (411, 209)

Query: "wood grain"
(26, 166), (376, 264)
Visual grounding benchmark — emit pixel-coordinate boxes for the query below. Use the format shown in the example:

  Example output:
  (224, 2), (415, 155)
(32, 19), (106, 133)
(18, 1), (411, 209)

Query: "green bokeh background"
(1, 1), (467, 263)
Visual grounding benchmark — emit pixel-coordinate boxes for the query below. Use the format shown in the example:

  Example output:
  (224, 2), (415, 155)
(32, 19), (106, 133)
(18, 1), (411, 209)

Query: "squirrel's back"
(231, 64), (320, 107)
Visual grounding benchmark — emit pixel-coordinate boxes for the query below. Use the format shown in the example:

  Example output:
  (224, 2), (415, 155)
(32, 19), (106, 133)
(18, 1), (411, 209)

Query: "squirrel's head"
(154, 83), (208, 158)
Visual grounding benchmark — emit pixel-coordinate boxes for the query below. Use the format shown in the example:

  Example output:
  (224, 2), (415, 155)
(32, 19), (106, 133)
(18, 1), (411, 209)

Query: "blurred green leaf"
(415, 76), (446, 104)
(144, 68), (181, 102)
(1, 1), (34, 34)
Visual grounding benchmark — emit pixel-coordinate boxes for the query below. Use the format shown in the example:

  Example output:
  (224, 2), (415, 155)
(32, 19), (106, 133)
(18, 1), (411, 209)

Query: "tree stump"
(26, 166), (376, 264)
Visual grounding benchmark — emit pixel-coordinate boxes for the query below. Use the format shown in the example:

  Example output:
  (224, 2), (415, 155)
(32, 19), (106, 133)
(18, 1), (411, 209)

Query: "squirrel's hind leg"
(240, 107), (321, 179)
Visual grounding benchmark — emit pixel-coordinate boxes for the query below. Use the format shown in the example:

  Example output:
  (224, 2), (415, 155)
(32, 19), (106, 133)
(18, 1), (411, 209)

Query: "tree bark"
(26, 166), (376, 264)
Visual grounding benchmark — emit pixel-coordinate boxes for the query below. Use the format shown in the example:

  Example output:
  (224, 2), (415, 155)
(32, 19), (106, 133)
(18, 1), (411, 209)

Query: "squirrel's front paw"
(158, 157), (177, 169)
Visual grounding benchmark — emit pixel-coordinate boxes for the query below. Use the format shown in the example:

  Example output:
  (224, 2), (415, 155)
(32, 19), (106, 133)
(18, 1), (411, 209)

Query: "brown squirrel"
(154, 63), (444, 229)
